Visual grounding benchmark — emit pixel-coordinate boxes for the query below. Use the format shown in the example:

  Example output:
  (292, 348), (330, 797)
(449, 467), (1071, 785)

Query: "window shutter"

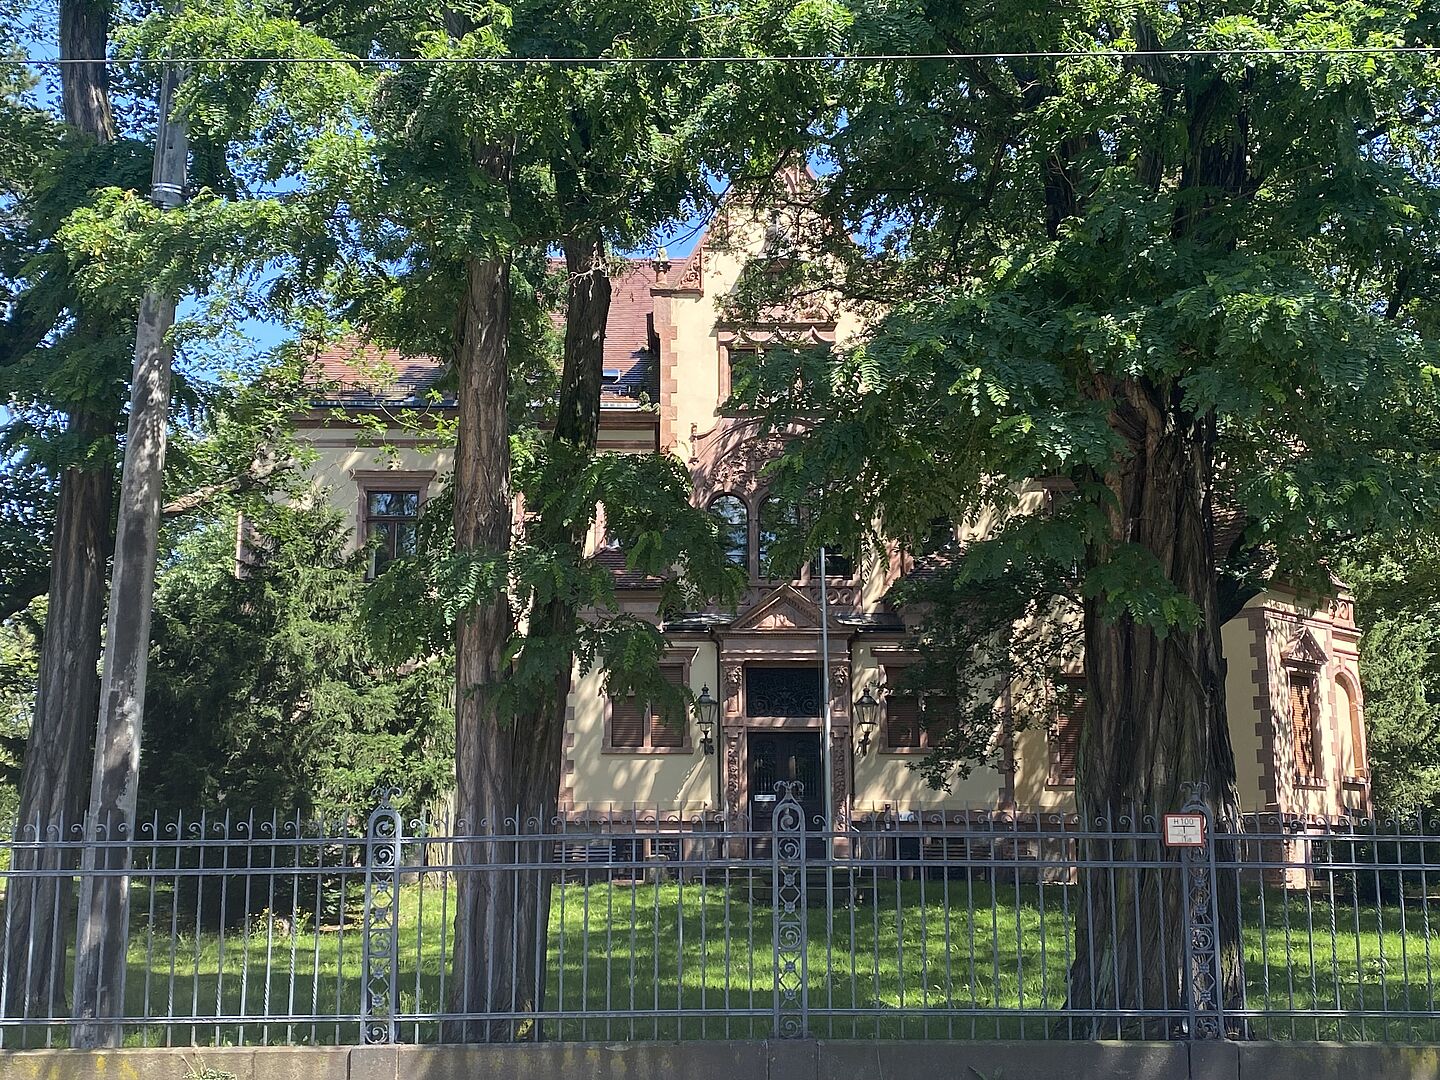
(611, 697), (646, 748)
(648, 664), (687, 748)
(923, 695), (957, 740)
(1050, 714), (1080, 786)
(1049, 679), (1085, 786)
(1290, 674), (1316, 777)
(887, 695), (922, 749)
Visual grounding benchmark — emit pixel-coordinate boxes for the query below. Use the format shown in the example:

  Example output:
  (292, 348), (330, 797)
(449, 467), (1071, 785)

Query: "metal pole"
(819, 547), (835, 924)
(72, 61), (189, 1049)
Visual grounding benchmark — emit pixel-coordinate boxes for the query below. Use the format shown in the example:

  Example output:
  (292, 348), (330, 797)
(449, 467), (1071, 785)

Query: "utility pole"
(71, 63), (188, 1049)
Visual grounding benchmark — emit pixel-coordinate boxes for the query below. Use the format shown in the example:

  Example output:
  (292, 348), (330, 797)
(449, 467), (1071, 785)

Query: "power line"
(13, 45), (1440, 66)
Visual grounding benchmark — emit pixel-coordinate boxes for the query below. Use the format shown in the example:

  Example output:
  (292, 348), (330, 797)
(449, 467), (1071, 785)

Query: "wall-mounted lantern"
(694, 684), (718, 755)
(854, 686), (881, 755)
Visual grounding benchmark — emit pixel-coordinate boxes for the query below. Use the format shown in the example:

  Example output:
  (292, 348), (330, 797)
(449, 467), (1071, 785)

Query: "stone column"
(721, 661), (745, 824)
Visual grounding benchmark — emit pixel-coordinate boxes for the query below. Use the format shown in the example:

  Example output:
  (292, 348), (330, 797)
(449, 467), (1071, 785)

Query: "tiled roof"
(306, 340), (448, 407)
(307, 261), (658, 408)
(592, 546), (665, 589)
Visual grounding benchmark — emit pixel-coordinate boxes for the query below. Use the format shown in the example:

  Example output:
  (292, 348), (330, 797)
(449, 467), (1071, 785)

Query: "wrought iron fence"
(0, 785), (1435, 1047)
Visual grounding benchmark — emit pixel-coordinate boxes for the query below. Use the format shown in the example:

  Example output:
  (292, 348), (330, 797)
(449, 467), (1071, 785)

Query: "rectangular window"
(363, 488), (421, 578)
(881, 666), (955, 751)
(1048, 677), (1086, 787)
(885, 692), (922, 749)
(1289, 668), (1322, 779)
(608, 663), (689, 751)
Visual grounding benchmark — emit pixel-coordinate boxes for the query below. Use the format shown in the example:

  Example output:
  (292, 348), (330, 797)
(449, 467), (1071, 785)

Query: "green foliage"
(362, 441), (743, 727)
(1340, 531), (1440, 818)
(731, 0), (1440, 787)
(0, 601), (37, 809)
(141, 506), (453, 819)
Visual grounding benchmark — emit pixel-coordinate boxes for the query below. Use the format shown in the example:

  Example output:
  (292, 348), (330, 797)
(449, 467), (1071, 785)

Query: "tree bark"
(71, 65), (189, 1048)
(444, 229), (613, 1042)
(506, 231), (611, 1039)
(5, 0), (115, 1024)
(445, 250), (520, 1042)
(1066, 376), (1243, 1037)
(5, 413), (112, 1022)
(58, 0), (114, 142)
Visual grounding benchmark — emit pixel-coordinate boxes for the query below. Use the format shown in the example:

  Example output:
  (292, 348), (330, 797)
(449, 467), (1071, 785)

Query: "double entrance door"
(747, 731), (824, 831)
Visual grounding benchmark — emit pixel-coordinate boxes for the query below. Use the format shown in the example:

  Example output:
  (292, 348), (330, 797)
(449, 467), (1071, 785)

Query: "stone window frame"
(1286, 663), (1326, 786)
(877, 663), (955, 756)
(705, 485), (859, 588)
(717, 325), (836, 404)
(708, 492), (750, 573)
(602, 648), (698, 755)
(1335, 671), (1367, 783)
(353, 470), (434, 579)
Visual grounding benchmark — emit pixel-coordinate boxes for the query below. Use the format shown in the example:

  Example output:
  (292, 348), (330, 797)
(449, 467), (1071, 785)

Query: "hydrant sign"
(1163, 813), (1206, 847)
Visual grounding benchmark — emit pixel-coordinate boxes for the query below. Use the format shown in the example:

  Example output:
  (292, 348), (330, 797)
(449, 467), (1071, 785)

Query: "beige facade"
(297, 186), (1370, 825)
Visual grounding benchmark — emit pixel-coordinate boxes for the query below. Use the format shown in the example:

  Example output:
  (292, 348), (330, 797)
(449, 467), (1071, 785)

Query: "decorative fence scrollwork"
(1179, 783), (1224, 1040)
(361, 788), (403, 1045)
(771, 780), (808, 1038)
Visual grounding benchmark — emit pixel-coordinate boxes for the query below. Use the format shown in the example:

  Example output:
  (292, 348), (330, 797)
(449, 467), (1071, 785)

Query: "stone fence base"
(0, 1040), (1437, 1080)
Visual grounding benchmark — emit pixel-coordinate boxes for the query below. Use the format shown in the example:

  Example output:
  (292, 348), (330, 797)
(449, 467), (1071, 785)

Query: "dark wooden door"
(747, 731), (824, 830)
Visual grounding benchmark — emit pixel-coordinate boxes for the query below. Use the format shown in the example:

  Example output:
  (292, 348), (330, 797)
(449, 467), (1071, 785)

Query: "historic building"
(295, 197), (1371, 827)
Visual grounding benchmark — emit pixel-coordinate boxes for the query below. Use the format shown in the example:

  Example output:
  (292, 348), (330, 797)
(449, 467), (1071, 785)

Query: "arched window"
(709, 495), (749, 569)
(1337, 675), (1365, 779)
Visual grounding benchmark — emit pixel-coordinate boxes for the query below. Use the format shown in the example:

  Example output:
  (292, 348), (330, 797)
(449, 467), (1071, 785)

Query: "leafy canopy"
(730, 0), (1440, 781)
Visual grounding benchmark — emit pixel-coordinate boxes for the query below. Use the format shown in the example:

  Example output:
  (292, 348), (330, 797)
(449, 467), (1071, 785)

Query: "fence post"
(772, 781), (808, 1038)
(1179, 783), (1224, 1040)
(362, 788), (403, 1045)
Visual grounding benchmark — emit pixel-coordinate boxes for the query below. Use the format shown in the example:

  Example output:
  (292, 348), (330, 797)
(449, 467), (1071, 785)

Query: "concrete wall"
(5, 1040), (1438, 1080)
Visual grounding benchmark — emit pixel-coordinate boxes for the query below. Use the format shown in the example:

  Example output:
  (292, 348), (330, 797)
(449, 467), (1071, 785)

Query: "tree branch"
(161, 449), (295, 518)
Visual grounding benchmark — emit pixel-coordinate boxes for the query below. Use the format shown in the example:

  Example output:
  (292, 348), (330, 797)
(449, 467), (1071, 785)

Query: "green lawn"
(4, 871), (1437, 1047)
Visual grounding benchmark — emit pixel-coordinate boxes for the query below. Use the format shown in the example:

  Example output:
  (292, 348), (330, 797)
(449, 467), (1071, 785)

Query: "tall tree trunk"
(508, 231), (611, 1039)
(72, 70), (187, 1033)
(445, 251), (519, 1042)
(1066, 377), (1242, 1037)
(5, 0), (115, 1024)
(6, 414), (111, 1022)
(444, 227), (612, 1042)
(58, 0), (114, 141)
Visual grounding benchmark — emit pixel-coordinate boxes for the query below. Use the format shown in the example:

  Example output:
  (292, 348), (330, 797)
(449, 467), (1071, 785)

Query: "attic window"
(602, 368), (621, 383)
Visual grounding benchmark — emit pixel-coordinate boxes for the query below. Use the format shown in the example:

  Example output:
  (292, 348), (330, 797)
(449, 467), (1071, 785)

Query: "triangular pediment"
(1282, 626), (1327, 666)
(729, 585), (821, 632)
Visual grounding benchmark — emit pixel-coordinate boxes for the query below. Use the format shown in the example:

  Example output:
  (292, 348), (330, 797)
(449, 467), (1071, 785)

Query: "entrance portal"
(747, 731), (823, 830)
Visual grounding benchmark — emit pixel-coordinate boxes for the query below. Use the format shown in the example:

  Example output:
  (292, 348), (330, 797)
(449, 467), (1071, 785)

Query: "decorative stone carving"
(830, 734), (851, 832)
(725, 729), (744, 819)
(722, 662), (743, 716)
(729, 585), (822, 633)
(710, 434), (789, 493)
(679, 248), (704, 291)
